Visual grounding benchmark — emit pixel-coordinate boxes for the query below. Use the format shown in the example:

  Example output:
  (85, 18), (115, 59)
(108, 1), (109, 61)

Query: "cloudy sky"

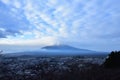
(0, 0), (120, 53)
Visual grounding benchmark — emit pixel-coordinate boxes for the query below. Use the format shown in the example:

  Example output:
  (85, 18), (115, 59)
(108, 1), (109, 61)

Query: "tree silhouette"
(104, 51), (120, 68)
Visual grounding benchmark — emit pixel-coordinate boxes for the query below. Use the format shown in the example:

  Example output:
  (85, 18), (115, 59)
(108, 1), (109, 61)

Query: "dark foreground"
(0, 55), (120, 80)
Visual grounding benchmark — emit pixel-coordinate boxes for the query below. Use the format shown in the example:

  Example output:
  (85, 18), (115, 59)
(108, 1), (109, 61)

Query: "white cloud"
(0, 36), (58, 46)
(1, 0), (10, 5)
(13, 1), (21, 8)
(0, 0), (120, 51)
(0, 27), (5, 32)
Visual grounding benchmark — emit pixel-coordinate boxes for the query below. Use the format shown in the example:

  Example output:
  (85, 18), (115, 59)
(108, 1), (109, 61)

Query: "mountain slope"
(42, 45), (95, 52)
(42, 45), (80, 50)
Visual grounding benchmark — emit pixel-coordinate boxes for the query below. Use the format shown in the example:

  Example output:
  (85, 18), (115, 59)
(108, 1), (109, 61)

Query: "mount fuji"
(4, 45), (107, 56)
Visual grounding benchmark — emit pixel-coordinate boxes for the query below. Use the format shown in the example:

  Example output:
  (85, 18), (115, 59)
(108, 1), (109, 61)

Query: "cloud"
(0, 0), (30, 38)
(0, 0), (120, 51)
(0, 27), (22, 38)
(0, 36), (58, 47)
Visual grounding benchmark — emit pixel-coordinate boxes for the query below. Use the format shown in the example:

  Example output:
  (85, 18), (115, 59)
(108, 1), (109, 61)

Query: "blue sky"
(0, 0), (120, 53)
